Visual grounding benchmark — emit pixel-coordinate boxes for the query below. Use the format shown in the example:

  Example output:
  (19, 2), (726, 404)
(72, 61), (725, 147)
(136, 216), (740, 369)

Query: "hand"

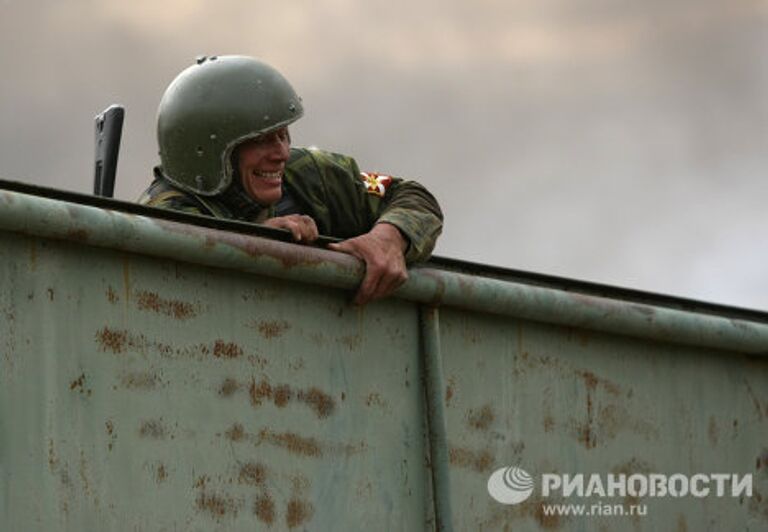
(264, 214), (319, 243)
(328, 223), (408, 305)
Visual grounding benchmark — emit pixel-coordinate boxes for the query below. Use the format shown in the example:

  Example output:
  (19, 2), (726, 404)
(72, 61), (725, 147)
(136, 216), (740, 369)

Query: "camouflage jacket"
(139, 147), (443, 263)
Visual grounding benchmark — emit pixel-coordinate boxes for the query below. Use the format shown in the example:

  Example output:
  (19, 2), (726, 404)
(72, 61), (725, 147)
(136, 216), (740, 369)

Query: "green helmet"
(156, 55), (304, 195)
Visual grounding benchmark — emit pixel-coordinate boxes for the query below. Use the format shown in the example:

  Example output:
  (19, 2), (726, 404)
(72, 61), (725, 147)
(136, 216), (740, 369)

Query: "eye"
(276, 128), (290, 142)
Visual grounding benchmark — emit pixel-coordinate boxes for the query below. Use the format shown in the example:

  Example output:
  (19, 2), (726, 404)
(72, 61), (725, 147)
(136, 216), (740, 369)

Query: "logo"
(487, 466), (535, 505)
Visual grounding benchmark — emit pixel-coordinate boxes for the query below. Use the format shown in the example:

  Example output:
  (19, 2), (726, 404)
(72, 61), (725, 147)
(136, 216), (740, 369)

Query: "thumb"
(328, 241), (352, 253)
(328, 240), (364, 261)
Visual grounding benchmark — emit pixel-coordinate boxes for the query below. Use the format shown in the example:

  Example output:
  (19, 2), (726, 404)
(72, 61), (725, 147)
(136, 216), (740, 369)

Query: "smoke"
(0, 0), (766, 308)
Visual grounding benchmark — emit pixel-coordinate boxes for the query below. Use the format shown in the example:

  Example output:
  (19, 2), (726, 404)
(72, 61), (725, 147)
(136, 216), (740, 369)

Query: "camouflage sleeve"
(305, 149), (443, 263)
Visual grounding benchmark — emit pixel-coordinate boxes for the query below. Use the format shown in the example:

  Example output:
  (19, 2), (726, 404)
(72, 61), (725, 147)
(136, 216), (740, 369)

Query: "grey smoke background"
(1, 0), (766, 309)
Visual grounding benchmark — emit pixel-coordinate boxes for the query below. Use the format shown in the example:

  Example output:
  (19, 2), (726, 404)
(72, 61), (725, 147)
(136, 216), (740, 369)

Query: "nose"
(266, 133), (290, 162)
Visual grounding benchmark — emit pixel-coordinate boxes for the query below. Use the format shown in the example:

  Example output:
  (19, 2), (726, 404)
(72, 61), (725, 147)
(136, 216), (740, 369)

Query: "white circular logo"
(487, 466), (535, 504)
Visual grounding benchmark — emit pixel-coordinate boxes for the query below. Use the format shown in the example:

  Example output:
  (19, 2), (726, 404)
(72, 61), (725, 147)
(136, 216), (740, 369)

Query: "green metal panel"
(0, 186), (767, 531)
(0, 234), (430, 531)
(438, 308), (767, 530)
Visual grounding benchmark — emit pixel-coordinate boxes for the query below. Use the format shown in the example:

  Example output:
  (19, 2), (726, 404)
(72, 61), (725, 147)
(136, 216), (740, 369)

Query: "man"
(140, 55), (442, 304)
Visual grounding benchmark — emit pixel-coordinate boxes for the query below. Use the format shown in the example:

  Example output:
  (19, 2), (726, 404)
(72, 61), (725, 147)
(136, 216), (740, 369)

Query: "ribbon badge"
(360, 172), (393, 197)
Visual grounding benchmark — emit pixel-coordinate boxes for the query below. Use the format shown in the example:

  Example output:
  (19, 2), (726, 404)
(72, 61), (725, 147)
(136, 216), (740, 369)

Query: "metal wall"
(0, 187), (766, 531)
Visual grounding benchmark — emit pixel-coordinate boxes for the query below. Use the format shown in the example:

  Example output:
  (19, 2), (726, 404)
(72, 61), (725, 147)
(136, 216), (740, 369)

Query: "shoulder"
(139, 167), (213, 214)
(287, 147), (359, 175)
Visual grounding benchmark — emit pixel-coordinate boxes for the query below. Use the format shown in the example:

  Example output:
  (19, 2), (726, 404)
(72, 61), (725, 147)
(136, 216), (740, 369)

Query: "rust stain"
(196, 492), (241, 519)
(288, 357), (305, 371)
(467, 404), (495, 431)
(135, 290), (198, 320)
(121, 371), (159, 390)
(574, 370), (624, 450)
(708, 416), (719, 446)
(298, 387), (335, 418)
(69, 373), (85, 391)
(448, 446), (494, 473)
(105, 420), (116, 451)
(581, 376), (596, 450)
(213, 340), (243, 359)
(249, 378), (273, 406)
(95, 327), (128, 354)
(567, 327), (591, 347)
(254, 494), (275, 525)
(286, 498), (314, 529)
(193, 475), (209, 489)
(757, 449), (768, 470)
(445, 376), (456, 406)
(274, 384), (293, 407)
(156, 463), (168, 483)
(256, 320), (291, 339)
(225, 423), (246, 442)
(106, 286), (119, 304)
(748, 488), (768, 520)
(365, 392), (387, 408)
(238, 462), (266, 486)
(543, 415), (555, 433)
(246, 378), (335, 418)
(677, 514), (688, 532)
(576, 370), (621, 396)
(258, 429), (323, 458)
(69, 373), (92, 396)
(338, 334), (362, 351)
(220, 378), (240, 397)
(239, 462), (266, 485)
(139, 419), (167, 439)
(79, 450), (93, 500)
(290, 474), (311, 493)
(48, 439), (59, 472)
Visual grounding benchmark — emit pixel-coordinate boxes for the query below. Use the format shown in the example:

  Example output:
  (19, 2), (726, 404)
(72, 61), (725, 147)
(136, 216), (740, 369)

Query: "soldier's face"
(237, 127), (291, 205)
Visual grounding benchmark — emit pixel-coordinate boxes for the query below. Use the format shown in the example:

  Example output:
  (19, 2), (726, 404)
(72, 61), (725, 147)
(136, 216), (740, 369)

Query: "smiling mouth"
(253, 170), (283, 179)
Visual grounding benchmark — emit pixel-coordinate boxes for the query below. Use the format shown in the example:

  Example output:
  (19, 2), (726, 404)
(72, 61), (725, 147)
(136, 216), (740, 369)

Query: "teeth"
(253, 171), (283, 179)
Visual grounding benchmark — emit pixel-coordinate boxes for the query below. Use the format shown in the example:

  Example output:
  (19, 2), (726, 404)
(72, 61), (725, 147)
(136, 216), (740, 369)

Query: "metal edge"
(0, 186), (766, 354)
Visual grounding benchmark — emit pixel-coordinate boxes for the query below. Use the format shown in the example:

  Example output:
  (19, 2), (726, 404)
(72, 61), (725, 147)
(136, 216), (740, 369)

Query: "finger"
(354, 268), (383, 306)
(285, 221), (302, 242)
(371, 268), (408, 301)
(300, 215), (319, 242)
(328, 240), (362, 259)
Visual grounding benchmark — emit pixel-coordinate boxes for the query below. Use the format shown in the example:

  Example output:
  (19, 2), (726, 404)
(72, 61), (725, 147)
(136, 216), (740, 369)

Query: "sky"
(0, 0), (766, 310)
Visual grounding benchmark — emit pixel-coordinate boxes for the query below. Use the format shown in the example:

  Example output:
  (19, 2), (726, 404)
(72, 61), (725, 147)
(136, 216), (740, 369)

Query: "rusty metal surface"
(0, 234), (429, 531)
(438, 309), (768, 530)
(0, 188), (767, 530)
(0, 187), (767, 354)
